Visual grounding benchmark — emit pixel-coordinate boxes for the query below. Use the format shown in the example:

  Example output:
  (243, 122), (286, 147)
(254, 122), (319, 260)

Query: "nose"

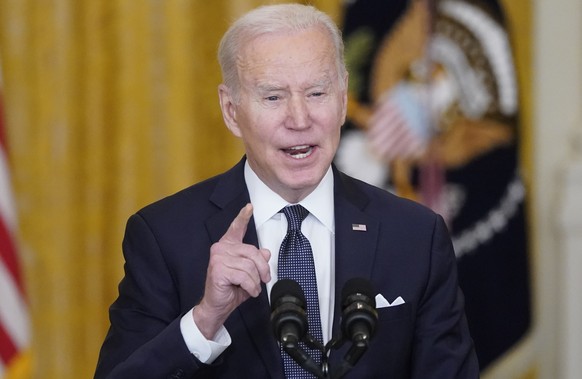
(286, 96), (310, 130)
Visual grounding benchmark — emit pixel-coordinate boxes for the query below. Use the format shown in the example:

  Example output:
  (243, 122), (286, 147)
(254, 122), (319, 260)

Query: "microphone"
(270, 279), (325, 378)
(270, 279), (308, 348)
(341, 277), (378, 346)
(331, 277), (378, 379)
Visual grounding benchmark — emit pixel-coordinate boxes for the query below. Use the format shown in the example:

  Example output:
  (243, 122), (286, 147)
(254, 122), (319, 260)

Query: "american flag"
(0, 57), (30, 378)
(351, 223), (367, 232)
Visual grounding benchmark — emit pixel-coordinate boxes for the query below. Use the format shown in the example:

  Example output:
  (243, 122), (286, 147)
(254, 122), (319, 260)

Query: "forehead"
(236, 26), (339, 87)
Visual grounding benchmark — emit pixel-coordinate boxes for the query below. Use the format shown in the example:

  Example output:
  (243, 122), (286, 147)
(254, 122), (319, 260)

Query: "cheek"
(317, 110), (343, 136)
(241, 121), (275, 151)
(247, 113), (284, 143)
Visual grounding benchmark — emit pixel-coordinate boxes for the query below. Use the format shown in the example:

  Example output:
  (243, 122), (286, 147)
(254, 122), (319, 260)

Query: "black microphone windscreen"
(271, 279), (306, 309)
(341, 277), (375, 305)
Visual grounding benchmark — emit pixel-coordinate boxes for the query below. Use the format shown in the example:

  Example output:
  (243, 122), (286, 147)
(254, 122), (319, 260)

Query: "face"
(219, 26), (348, 203)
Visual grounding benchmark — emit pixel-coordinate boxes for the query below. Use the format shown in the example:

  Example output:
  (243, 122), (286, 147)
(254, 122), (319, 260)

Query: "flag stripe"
(0, 146), (18, 230)
(0, 322), (18, 364)
(0, 217), (23, 293)
(0, 260), (30, 349)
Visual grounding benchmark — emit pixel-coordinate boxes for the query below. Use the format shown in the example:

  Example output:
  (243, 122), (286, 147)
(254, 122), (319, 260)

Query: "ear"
(218, 84), (242, 137)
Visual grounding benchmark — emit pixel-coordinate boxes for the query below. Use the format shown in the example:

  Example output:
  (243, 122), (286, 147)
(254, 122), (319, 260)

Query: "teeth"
(285, 145), (313, 159)
(291, 150), (311, 159)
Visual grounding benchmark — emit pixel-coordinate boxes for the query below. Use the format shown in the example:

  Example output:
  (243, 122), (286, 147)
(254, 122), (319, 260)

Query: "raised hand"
(193, 203), (271, 339)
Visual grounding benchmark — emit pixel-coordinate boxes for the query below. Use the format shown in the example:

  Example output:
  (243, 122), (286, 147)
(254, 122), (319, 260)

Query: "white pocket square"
(375, 294), (406, 308)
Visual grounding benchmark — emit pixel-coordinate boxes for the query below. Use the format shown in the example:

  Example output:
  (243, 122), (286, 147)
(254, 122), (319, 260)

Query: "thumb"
(221, 203), (253, 243)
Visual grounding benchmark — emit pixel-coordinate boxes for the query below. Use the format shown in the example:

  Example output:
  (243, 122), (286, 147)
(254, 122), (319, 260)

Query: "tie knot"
(282, 205), (309, 231)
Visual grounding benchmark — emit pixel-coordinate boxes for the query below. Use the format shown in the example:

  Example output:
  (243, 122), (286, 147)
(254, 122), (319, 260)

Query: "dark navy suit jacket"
(95, 158), (479, 378)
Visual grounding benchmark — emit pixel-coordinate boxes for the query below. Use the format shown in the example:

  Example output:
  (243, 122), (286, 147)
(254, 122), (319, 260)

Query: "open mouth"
(283, 145), (314, 159)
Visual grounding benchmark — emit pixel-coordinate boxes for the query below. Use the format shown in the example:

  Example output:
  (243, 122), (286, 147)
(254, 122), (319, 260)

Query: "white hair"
(218, 3), (347, 102)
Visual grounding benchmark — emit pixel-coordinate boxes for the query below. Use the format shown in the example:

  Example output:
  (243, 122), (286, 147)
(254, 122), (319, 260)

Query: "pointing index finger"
(221, 203), (253, 243)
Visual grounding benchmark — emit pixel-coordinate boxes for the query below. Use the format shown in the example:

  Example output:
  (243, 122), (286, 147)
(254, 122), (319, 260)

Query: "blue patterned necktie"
(278, 205), (324, 378)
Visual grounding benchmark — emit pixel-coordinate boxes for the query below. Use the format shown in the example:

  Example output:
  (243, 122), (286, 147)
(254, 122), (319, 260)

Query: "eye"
(265, 95), (279, 101)
(310, 92), (325, 97)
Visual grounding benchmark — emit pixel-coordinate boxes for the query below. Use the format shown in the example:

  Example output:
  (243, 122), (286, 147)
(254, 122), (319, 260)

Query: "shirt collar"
(244, 161), (335, 233)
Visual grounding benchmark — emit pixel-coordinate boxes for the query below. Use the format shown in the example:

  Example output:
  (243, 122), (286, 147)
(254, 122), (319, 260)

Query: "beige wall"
(532, 0), (582, 378)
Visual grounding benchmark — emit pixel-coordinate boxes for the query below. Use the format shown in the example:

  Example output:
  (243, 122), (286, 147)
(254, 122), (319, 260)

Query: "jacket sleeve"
(410, 214), (480, 378)
(94, 213), (210, 379)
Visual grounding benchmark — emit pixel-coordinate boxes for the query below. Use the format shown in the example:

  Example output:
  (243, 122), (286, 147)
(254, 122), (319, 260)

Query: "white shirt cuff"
(180, 308), (231, 364)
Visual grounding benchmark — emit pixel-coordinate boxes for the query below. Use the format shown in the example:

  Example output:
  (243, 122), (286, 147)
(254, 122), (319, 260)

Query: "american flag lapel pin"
(352, 223), (367, 232)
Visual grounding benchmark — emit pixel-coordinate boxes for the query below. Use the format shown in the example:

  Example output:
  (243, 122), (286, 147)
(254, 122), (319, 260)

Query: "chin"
(284, 172), (322, 191)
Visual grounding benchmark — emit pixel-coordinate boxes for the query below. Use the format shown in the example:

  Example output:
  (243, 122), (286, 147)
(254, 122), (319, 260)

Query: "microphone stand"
(322, 332), (370, 379)
(282, 333), (326, 379)
(281, 327), (372, 378)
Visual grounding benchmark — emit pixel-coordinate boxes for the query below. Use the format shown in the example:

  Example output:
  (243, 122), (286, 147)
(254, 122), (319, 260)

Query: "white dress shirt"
(180, 161), (336, 363)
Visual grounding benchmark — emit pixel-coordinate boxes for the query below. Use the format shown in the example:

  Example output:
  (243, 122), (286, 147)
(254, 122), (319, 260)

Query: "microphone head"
(341, 277), (375, 308)
(271, 279), (306, 310)
(270, 279), (308, 343)
(340, 277), (378, 342)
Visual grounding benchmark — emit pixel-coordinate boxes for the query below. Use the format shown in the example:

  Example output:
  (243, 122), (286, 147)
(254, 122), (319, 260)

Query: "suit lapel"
(205, 158), (283, 378)
(330, 169), (380, 347)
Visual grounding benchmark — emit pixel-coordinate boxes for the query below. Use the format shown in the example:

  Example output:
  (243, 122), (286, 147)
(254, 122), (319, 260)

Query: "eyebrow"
(255, 77), (332, 93)
(256, 83), (286, 93)
(309, 77), (332, 88)
(306, 78), (332, 91)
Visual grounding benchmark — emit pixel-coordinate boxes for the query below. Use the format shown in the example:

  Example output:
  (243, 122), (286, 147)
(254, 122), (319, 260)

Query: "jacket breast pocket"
(376, 303), (412, 322)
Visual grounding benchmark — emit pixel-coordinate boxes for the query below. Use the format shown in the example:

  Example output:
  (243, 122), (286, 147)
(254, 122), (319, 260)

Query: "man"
(94, 4), (478, 378)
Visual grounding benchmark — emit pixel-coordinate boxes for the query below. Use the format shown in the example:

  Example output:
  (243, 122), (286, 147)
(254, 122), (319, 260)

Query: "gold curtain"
(0, 1), (340, 378)
(0, 1), (531, 378)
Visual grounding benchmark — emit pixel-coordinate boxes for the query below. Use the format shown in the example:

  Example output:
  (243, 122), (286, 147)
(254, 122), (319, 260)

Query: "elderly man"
(95, 4), (478, 379)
